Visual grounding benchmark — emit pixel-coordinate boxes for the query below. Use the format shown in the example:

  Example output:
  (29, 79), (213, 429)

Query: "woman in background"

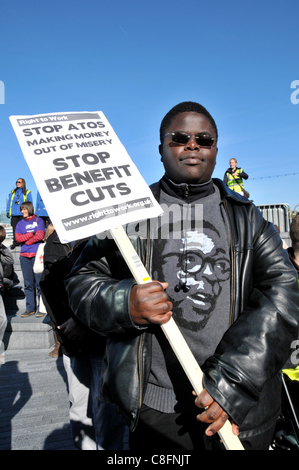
(15, 201), (45, 318)
(6, 178), (33, 249)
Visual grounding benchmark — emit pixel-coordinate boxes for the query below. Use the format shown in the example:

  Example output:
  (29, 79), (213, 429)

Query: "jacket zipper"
(223, 199), (235, 327)
(132, 334), (144, 432)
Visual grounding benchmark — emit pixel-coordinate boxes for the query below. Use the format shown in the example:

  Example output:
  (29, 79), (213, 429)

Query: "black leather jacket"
(65, 178), (299, 438)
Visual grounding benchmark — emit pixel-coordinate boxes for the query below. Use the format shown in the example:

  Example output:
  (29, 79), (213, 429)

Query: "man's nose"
(185, 137), (199, 150)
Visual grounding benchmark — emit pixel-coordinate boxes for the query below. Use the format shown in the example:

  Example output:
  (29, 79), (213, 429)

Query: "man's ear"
(215, 146), (218, 164)
(159, 144), (163, 162)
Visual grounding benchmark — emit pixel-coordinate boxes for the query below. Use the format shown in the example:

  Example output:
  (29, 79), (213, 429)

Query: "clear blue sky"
(1, 0), (299, 215)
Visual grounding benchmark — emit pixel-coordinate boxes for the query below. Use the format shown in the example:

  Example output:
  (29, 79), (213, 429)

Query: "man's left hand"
(194, 389), (239, 437)
(58, 318), (86, 341)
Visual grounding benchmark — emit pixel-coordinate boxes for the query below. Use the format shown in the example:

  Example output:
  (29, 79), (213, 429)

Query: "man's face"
(230, 159), (237, 170)
(159, 112), (218, 184)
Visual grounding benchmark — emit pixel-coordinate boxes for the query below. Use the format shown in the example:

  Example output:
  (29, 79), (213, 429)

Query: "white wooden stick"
(110, 225), (244, 450)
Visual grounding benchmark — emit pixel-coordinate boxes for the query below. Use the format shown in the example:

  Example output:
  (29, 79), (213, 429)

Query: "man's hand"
(58, 318), (86, 341)
(129, 281), (173, 326)
(194, 389), (239, 437)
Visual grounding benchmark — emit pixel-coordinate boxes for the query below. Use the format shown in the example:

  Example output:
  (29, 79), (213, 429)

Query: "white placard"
(10, 111), (163, 243)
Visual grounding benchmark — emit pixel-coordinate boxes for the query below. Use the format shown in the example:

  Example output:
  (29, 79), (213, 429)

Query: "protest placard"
(10, 110), (243, 450)
(9, 111), (163, 243)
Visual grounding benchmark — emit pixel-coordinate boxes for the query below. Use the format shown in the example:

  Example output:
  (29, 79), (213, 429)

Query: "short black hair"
(159, 101), (218, 143)
(290, 213), (299, 251)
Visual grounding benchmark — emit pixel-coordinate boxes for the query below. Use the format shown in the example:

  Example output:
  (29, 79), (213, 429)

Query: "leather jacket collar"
(160, 174), (215, 202)
(150, 177), (251, 205)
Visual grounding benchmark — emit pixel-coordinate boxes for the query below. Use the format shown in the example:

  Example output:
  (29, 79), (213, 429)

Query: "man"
(65, 102), (299, 451)
(288, 214), (299, 281)
(282, 214), (299, 373)
(223, 158), (249, 196)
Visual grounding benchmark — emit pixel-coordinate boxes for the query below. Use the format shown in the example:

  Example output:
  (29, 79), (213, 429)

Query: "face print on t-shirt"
(153, 221), (230, 332)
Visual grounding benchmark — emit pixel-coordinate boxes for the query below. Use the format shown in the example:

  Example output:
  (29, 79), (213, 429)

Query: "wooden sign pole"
(110, 225), (244, 451)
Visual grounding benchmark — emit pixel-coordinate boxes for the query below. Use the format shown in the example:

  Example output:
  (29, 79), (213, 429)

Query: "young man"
(65, 102), (299, 451)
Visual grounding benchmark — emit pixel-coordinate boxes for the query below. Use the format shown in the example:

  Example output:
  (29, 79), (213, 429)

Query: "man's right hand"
(129, 281), (173, 326)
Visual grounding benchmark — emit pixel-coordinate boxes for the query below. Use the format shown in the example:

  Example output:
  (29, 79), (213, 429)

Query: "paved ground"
(0, 348), (130, 451)
(0, 348), (75, 450)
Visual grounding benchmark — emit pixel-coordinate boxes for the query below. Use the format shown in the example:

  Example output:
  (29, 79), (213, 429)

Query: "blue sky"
(0, 0), (299, 216)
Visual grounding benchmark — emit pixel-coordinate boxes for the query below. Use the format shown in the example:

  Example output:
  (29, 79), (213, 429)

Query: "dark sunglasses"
(163, 131), (216, 147)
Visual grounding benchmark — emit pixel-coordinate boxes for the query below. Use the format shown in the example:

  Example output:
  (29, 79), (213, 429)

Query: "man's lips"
(180, 155), (204, 164)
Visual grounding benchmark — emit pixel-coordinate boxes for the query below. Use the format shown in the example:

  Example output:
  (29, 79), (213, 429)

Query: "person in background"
(274, 224), (289, 250)
(36, 191), (51, 228)
(40, 225), (126, 450)
(0, 276), (6, 365)
(223, 158), (249, 196)
(15, 201), (45, 318)
(287, 214), (299, 282)
(0, 226), (14, 365)
(0, 226), (14, 290)
(281, 215), (299, 394)
(6, 178), (33, 249)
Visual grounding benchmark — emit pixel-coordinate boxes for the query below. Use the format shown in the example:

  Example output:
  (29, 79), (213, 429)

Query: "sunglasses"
(163, 131), (216, 147)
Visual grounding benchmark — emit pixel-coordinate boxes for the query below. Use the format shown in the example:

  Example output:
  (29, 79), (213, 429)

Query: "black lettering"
(68, 123), (79, 130)
(113, 166), (122, 177)
(71, 191), (89, 206)
(45, 178), (62, 193)
(60, 174), (77, 190)
(102, 185), (116, 198)
(81, 153), (99, 165)
(101, 167), (115, 180)
(118, 164), (131, 176)
(55, 134), (73, 141)
(89, 169), (105, 182)
(66, 155), (81, 167)
(23, 128), (33, 137)
(86, 187), (105, 202)
(86, 121), (97, 128)
(31, 127), (41, 134)
(53, 158), (69, 171)
(73, 171), (93, 186)
(97, 152), (110, 163)
(116, 182), (131, 195)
